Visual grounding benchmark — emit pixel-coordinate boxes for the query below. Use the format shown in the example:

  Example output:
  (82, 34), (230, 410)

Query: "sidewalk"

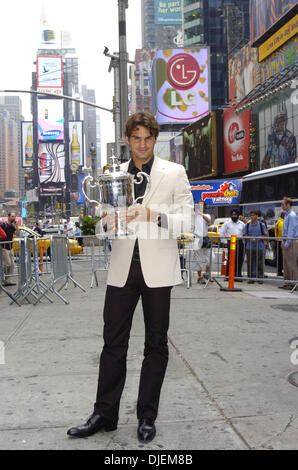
(0, 269), (297, 450)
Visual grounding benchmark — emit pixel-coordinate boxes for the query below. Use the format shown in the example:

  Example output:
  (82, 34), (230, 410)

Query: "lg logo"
(168, 53), (200, 90)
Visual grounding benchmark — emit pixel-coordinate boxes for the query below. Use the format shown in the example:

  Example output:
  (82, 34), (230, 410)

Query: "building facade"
(0, 96), (24, 198)
(81, 86), (97, 169)
(183, 0), (250, 108)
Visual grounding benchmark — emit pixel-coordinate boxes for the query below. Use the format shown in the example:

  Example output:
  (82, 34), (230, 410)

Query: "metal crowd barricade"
(208, 236), (297, 293)
(32, 235), (82, 305)
(90, 236), (111, 288)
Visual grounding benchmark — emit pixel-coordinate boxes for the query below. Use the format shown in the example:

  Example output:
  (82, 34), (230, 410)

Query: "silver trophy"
(82, 155), (150, 236)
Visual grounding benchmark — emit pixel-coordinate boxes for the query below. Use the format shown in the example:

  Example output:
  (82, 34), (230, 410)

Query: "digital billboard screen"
(21, 121), (34, 168)
(152, 48), (210, 125)
(38, 98), (64, 141)
(250, 0), (296, 42)
(155, 0), (182, 25)
(183, 112), (217, 180)
(223, 107), (250, 174)
(229, 43), (259, 104)
(37, 56), (63, 95)
(38, 143), (65, 184)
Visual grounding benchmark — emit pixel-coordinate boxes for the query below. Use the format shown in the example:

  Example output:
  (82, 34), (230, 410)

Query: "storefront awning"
(235, 63), (298, 113)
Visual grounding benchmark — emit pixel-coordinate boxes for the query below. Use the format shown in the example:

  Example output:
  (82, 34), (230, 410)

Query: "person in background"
(243, 210), (267, 284)
(220, 209), (245, 281)
(33, 221), (43, 236)
(74, 222), (83, 247)
(65, 217), (75, 238)
(279, 197), (298, 290)
(275, 211), (285, 277)
(0, 212), (20, 286)
(193, 201), (212, 284)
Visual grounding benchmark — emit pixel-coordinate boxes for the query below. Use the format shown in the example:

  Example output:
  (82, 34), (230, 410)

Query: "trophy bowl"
(82, 156), (150, 237)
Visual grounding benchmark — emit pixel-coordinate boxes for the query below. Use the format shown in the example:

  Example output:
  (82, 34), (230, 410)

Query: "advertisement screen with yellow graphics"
(258, 14), (298, 61)
(21, 122), (34, 168)
(69, 121), (84, 168)
(152, 48), (210, 125)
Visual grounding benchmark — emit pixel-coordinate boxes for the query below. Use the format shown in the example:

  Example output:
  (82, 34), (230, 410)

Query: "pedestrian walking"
(220, 208), (245, 280)
(64, 217), (75, 238)
(33, 221), (43, 236)
(192, 201), (211, 284)
(243, 210), (266, 283)
(275, 211), (285, 277)
(0, 212), (20, 286)
(74, 222), (83, 247)
(279, 197), (298, 290)
(67, 112), (193, 443)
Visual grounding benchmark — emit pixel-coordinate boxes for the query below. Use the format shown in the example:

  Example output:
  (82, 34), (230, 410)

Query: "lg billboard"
(152, 48), (211, 125)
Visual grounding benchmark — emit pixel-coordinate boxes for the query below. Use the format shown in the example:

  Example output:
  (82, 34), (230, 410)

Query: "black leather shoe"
(67, 413), (117, 438)
(137, 418), (156, 443)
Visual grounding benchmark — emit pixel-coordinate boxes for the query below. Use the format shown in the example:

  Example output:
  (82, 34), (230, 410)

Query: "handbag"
(202, 236), (211, 248)
(0, 225), (7, 242)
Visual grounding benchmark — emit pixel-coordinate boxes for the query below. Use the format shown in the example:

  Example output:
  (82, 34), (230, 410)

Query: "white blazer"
(107, 157), (194, 288)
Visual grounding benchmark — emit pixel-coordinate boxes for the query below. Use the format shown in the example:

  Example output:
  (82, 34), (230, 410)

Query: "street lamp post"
(90, 143), (97, 217)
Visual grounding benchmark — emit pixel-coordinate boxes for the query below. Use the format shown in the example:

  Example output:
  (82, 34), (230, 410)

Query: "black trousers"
(94, 259), (172, 422)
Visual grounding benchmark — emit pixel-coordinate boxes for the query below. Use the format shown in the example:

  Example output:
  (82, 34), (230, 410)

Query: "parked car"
(12, 226), (83, 256)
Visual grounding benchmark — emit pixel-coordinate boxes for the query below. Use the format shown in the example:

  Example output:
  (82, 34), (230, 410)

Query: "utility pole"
(118, 0), (129, 161)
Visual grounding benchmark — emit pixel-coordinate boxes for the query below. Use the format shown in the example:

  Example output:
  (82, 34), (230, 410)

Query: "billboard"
(190, 179), (242, 205)
(258, 35), (297, 83)
(223, 107), (250, 174)
(183, 112), (218, 180)
(258, 14), (298, 61)
(21, 122), (34, 168)
(259, 95), (297, 170)
(37, 98), (64, 141)
(155, 0), (182, 25)
(152, 48), (210, 125)
(37, 56), (63, 95)
(229, 42), (259, 104)
(69, 121), (84, 167)
(250, 0), (296, 42)
(170, 134), (183, 165)
(38, 143), (65, 184)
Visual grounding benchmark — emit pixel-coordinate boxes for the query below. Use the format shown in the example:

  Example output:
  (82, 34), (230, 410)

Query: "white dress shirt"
(220, 219), (245, 243)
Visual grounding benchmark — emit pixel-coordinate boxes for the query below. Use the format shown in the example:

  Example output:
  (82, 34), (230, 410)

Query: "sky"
(0, 0), (142, 166)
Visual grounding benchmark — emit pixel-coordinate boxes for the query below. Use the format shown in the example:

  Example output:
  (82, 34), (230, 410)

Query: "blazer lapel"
(142, 157), (166, 206)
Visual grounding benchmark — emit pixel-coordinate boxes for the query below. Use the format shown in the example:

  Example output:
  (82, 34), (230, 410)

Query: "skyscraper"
(81, 86), (97, 169)
(0, 97), (24, 198)
(183, 0), (250, 108)
(0, 109), (19, 198)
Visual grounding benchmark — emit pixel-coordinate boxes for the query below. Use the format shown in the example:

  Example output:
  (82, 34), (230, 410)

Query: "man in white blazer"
(67, 112), (194, 443)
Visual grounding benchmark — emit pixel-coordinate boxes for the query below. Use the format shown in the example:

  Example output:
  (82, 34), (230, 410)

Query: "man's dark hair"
(125, 112), (159, 139)
(283, 197), (293, 207)
(249, 210), (257, 215)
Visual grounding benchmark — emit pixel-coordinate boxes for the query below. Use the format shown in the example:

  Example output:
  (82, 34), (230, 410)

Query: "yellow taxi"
(13, 226), (83, 256)
(207, 224), (222, 244)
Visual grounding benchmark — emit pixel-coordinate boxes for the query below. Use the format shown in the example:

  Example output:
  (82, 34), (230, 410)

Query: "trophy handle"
(82, 175), (100, 205)
(133, 172), (151, 204)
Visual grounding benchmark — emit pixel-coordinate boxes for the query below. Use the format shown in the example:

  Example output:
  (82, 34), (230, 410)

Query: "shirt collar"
(128, 155), (154, 175)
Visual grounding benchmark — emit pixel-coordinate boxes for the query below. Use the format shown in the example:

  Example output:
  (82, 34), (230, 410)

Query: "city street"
(0, 268), (297, 450)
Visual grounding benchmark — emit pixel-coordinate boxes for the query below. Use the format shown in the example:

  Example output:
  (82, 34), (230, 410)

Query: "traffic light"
(249, 121), (257, 164)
